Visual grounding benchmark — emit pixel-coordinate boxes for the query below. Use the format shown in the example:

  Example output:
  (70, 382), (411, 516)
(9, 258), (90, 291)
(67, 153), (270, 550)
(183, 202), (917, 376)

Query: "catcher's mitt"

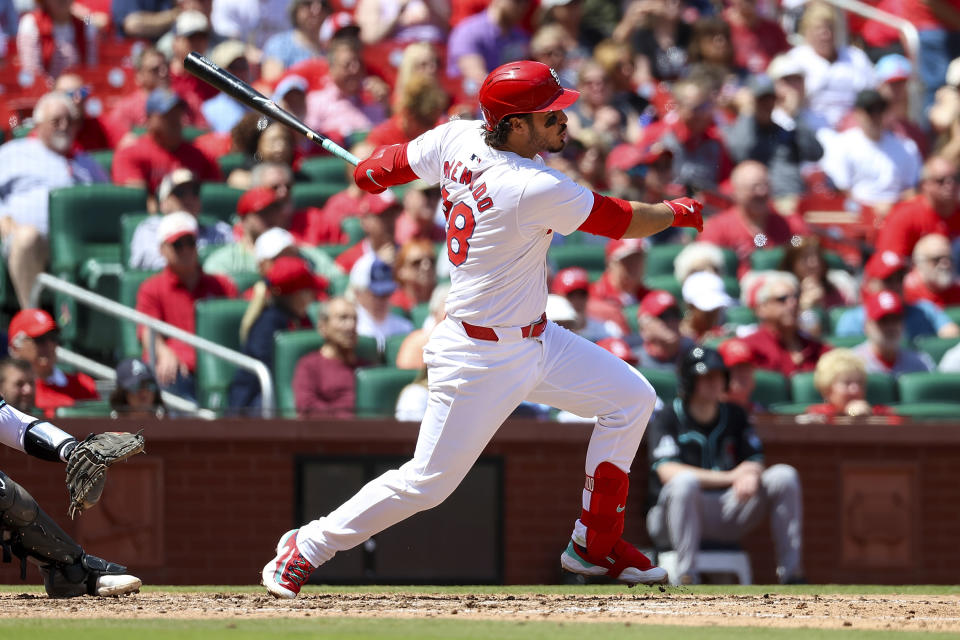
(65, 431), (146, 519)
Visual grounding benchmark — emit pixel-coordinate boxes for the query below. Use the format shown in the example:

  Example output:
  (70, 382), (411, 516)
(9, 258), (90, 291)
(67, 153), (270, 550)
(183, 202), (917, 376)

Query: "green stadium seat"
(182, 125), (207, 142)
(721, 275), (740, 300)
(355, 366), (418, 417)
(411, 302), (431, 329)
(720, 248), (738, 275)
(751, 370), (790, 407)
(750, 247), (785, 271)
(299, 155), (350, 186)
(890, 402), (960, 419)
(624, 303), (640, 334)
(638, 368), (677, 402)
(914, 336), (960, 365)
(48, 185), (147, 277)
(273, 330), (381, 416)
(826, 335), (863, 349)
(341, 216), (365, 244)
(228, 271), (262, 295)
(292, 182), (343, 210)
(945, 306), (960, 326)
(549, 244), (606, 272)
(314, 244), (349, 261)
(768, 402), (812, 415)
(55, 400), (112, 418)
(88, 149), (114, 175)
(194, 299), (249, 411)
(119, 270), (158, 360)
(643, 274), (682, 299)
(897, 372), (960, 404)
(791, 371), (898, 405)
(724, 306), (756, 327)
(200, 183), (244, 222)
(646, 244), (683, 277)
(217, 152), (246, 177)
(384, 333), (408, 366)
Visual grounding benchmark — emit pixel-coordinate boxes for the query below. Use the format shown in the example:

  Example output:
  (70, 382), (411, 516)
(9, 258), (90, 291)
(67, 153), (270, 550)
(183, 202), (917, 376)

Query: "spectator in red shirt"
(390, 238), (437, 313)
(293, 296), (369, 417)
(550, 267), (620, 341)
(639, 76), (733, 193)
(17, 0), (97, 80)
(905, 233), (960, 308)
(136, 212), (238, 400)
(112, 88), (221, 202)
(7, 309), (99, 418)
(394, 180), (445, 244)
(717, 338), (758, 412)
(806, 349), (893, 418)
(875, 155), (960, 258)
(366, 74), (449, 147)
(701, 160), (808, 276)
(589, 238), (649, 309)
(723, 0), (790, 74)
(636, 290), (693, 371)
(334, 191), (403, 273)
(106, 46), (171, 143)
(742, 271), (829, 376)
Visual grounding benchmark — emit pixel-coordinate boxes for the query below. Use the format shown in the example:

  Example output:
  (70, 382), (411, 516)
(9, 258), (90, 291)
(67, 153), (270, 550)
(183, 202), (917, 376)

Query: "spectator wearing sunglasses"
(741, 271), (829, 376)
(7, 309), (99, 418)
(136, 213), (238, 400)
(109, 358), (166, 419)
(54, 73), (120, 152)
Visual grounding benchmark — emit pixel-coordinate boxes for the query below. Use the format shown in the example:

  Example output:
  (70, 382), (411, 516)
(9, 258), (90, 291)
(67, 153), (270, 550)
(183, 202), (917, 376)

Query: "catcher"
(0, 395), (145, 597)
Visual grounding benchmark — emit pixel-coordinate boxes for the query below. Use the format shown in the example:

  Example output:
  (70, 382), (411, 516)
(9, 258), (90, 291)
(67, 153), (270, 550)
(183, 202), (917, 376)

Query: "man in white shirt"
(349, 251), (413, 351)
(0, 91), (108, 308)
(820, 89), (922, 211)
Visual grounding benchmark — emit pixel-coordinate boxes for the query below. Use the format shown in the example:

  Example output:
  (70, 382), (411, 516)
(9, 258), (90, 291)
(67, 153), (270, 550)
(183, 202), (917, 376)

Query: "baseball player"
(0, 397), (142, 597)
(263, 61), (704, 598)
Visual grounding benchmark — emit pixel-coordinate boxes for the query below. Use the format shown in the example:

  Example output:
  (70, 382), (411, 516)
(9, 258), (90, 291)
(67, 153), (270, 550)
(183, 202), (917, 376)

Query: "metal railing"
(55, 347), (218, 420)
(30, 273), (275, 418)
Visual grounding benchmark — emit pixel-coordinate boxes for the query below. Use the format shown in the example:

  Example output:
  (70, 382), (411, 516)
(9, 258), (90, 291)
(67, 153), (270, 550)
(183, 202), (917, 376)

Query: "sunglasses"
(408, 257), (435, 268)
(33, 332), (61, 346)
(921, 254), (953, 265)
(172, 236), (197, 251)
(929, 174), (960, 185)
(769, 293), (798, 304)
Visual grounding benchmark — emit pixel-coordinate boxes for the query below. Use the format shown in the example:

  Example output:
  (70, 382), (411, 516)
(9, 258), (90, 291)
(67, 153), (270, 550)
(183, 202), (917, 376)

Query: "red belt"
(461, 313), (547, 342)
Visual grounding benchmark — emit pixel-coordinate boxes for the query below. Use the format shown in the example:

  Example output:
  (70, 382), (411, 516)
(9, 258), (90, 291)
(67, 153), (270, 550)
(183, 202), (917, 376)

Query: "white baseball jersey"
(406, 119), (595, 327)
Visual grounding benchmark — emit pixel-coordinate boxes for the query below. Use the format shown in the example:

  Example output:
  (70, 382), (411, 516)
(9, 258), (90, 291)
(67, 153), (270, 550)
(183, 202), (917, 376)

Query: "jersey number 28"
(442, 185), (478, 267)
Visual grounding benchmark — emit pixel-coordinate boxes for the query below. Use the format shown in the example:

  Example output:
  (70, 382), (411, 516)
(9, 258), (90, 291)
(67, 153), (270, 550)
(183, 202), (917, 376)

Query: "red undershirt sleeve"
(577, 192), (633, 239)
(355, 143), (419, 192)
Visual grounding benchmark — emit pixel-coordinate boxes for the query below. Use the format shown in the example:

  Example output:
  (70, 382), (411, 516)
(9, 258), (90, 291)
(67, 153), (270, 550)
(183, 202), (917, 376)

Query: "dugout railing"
(29, 272), (275, 418)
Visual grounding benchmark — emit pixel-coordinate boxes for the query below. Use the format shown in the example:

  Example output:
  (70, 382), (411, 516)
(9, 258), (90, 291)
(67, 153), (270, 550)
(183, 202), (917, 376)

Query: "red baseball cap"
(865, 289), (904, 321)
(864, 250), (907, 281)
(597, 337), (638, 365)
(606, 144), (646, 172)
(8, 308), (57, 346)
(478, 61), (580, 130)
(718, 338), (754, 368)
(360, 190), (400, 216)
(639, 290), (678, 317)
(265, 256), (328, 297)
(237, 187), (281, 216)
(605, 238), (646, 263)
(551, 267), (590, 295)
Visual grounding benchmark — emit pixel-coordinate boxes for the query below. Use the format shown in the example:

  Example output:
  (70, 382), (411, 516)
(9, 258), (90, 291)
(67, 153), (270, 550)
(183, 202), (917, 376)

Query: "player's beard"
(532, 125), (566, 154)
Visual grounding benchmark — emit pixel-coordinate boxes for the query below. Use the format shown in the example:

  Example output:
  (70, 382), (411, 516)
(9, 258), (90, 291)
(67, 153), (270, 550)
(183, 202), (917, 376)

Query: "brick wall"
(1, 417), (958, 586)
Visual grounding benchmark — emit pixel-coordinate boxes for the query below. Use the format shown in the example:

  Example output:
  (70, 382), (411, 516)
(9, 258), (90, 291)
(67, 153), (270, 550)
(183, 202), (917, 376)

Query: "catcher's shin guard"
(0, 471), (134, 597)
(579, 462), (629, 562)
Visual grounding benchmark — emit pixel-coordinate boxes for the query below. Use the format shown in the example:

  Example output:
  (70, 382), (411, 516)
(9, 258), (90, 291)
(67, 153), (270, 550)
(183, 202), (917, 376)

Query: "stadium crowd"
(1, 0), (960, 423)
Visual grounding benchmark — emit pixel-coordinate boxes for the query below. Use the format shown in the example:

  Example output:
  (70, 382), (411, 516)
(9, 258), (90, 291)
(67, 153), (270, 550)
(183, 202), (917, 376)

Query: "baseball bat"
(183, 51), (359, 166)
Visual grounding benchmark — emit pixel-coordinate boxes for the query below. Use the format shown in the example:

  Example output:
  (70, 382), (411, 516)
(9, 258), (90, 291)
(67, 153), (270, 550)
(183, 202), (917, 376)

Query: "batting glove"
(663, 197), (704, 232)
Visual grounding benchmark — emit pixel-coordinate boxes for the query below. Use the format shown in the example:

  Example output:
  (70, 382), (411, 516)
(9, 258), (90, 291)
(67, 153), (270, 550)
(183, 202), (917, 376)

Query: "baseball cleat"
(561, 539), (668, 585)
(262, 529), (315, 599)
(94, 574), (142, 596)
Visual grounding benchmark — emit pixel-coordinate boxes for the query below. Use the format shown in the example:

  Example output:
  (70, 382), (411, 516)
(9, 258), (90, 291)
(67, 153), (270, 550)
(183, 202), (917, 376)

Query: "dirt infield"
(1, 591), (959, 632)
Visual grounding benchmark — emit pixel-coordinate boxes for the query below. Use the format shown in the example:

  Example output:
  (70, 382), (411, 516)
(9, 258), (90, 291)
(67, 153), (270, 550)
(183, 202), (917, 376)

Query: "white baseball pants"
(296, 317), (657, 568)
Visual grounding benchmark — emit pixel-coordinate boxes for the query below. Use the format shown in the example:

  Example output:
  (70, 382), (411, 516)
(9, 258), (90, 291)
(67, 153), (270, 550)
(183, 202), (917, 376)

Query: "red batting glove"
(663, 197), (704, 232)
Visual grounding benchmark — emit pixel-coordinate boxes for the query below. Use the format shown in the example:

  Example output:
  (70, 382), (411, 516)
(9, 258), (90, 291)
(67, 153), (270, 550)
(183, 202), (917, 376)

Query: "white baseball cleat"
(94, 574), (142, 596)
(561, 540), (668, 585)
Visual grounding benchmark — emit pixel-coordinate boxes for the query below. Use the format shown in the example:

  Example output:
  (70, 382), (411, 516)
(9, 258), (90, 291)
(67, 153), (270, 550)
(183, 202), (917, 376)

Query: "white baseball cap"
(545, 294), (577, 323)
(174, 10), (210, 37)
(157, 211), (198, 245)
(255, 227), (296, 262)
(766, 54), (804, 81)
(157, 167), (197, 203)
(682, 271), (734, 312)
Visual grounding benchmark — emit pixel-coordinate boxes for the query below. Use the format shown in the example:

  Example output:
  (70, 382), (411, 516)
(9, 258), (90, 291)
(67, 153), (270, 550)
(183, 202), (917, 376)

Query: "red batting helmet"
(478, 61), (579, 131)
